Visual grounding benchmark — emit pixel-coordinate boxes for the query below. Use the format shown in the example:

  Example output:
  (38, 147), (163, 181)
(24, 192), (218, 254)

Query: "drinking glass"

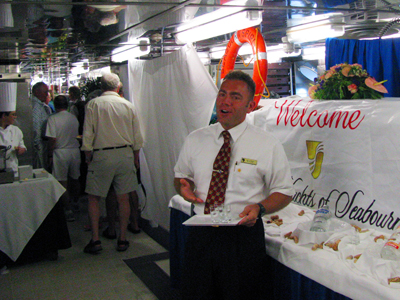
(218, 203), (228, 223)
(224, 204), (232, 222)
(210, 203), (219, 223)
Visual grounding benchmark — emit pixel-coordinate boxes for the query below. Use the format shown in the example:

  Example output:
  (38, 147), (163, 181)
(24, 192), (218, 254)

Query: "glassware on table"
(210, 203), (219, 223)
(349, 227), (360, 245)
(218, 203), (228, 223)
(219, 204), (232, 223)
(225, 204), (232, 222)
(381, 224), (400, 260)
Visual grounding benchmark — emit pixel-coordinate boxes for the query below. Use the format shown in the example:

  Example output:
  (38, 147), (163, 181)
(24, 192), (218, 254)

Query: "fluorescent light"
(175, 0), (262, 44)
(302, 46), (326, 61)
(111, 38), (150, 63)
(266, 45), (301, 63)
(286, 13), (345, 43)
(210, 44), (254, 60)
(287, 25), (344, 43)
(210, 44), (301, 63)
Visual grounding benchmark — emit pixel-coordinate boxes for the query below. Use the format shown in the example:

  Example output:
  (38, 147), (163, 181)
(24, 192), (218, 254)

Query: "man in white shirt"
(174, 70), (295, 299)
(32, 82), (51, 170)
(81, 73), (143, 254)
(46, 95), (81, 222)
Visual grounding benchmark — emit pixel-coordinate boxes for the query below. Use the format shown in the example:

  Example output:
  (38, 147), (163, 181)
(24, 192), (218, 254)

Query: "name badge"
(241, 158), (257, 165)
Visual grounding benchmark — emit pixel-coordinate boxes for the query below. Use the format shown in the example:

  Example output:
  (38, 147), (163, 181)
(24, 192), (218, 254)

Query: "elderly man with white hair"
(81, 73), (143, 254)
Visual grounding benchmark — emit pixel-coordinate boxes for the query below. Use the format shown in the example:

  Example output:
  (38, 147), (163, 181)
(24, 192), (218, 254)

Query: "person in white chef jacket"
(0, 83), (26, 177)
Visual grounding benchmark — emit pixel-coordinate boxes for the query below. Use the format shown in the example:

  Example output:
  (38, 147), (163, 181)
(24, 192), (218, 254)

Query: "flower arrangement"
(308, 63), (388, 100)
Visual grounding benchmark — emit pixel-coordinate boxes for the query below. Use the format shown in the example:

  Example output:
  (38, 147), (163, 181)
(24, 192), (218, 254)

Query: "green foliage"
(80, 77), (102, 100)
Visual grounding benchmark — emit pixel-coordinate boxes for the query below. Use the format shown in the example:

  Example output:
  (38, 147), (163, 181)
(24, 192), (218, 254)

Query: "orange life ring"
(220, 27), (268, 107)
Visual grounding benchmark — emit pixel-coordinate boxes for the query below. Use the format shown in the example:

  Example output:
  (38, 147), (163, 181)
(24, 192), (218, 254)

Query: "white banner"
(249, 97), (400, 233)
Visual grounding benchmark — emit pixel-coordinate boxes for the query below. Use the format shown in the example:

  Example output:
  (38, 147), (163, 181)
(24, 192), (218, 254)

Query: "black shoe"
(84, 240), (102, 254)
(127, 223), (141, 234)
(117, 240), (129, 252)
(102, 227), (117, 239)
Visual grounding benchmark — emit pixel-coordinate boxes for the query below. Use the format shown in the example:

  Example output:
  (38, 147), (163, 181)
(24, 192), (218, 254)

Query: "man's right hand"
(174, 178), (204, 204)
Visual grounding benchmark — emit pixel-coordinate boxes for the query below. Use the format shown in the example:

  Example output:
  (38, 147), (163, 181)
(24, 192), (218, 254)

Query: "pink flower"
(325, 70), (335, 79)
(341, 66), (351, 77)
(365, 77), (388, 93)
(308, 84), (319, 99)
(348, 84), (358, 94)
(351, 63), (363, 69)
(330, 63), (343, 71)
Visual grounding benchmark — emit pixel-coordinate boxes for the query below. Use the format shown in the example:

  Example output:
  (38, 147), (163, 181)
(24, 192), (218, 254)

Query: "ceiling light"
(210, 44), (254, 60)
(111, 37), (150, 63)
(175, 0), (262, 44)
(286, 13), (345, 44)
(302, 46), (326, 61)
(210, 43), (300, 64)
(266, 45), (301, 63)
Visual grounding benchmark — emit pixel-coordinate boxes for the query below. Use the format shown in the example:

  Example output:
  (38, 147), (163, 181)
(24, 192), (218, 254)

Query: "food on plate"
(284, 231), (298, 243)
(312, 242), (324, 251)
(374, 235), (385, 242)
(351, 224), (361, 232)
(354, 254), (362, 262)
(284, 231), (292, 239)
(266, 215), (283, 226)
(325, 239), (341, 251)
(351, 224), (369, 233)
(388, 277), (400, 285)
(298, 210), (305, 216)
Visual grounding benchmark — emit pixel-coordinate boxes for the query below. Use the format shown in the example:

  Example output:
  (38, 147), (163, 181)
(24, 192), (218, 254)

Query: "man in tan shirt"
(81, 73), (143, 254)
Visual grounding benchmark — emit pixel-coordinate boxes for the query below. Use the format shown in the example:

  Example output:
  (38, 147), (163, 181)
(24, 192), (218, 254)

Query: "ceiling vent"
(337, 0), (400, 39)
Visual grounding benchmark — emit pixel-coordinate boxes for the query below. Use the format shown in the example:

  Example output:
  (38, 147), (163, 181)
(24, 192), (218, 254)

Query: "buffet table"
(0, 170), (70, 263)
(169, 195), (400, 300)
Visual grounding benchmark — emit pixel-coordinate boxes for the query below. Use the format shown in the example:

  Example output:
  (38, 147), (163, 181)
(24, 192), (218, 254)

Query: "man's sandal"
(84, 240), (102, 254)
(116, 240), (130, 252)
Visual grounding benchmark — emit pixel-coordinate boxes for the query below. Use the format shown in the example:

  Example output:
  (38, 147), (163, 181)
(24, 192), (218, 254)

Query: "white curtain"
(128, 44), (217, 230)
(0, 4), (13, 28)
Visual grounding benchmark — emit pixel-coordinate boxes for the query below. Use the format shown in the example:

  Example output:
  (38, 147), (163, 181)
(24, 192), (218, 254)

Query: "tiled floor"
(0, 198), (169, 300)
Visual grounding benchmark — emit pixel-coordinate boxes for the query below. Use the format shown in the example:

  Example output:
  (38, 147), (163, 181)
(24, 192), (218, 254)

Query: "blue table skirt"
(169, 208), (350, 299)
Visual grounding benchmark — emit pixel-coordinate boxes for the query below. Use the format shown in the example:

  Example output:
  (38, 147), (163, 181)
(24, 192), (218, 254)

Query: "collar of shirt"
(32, 96), (43, 105)
(101, 91), (120, 97)
(32, 96), (50, 109)
(215, 120), (248, 143)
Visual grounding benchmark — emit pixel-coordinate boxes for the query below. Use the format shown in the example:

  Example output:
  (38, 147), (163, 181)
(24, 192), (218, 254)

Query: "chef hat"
(0, 82), (17, 112)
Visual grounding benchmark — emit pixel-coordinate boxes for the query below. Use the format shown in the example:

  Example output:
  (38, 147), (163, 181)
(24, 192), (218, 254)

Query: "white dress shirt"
(174, 121), (295, 216)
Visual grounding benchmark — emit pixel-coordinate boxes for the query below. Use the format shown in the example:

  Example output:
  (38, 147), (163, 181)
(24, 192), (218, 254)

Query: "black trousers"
(181, 218), (270, 300)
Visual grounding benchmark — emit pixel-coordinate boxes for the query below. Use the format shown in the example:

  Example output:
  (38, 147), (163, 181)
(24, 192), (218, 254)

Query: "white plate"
(183, 215), (243, 226)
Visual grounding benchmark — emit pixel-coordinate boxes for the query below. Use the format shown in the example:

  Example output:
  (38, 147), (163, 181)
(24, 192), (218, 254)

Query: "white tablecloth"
(0, 171), (65, 261)
(169, 195), (400, 300)
(263, 204), (400, 300)
(169, 194), (193, 216)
